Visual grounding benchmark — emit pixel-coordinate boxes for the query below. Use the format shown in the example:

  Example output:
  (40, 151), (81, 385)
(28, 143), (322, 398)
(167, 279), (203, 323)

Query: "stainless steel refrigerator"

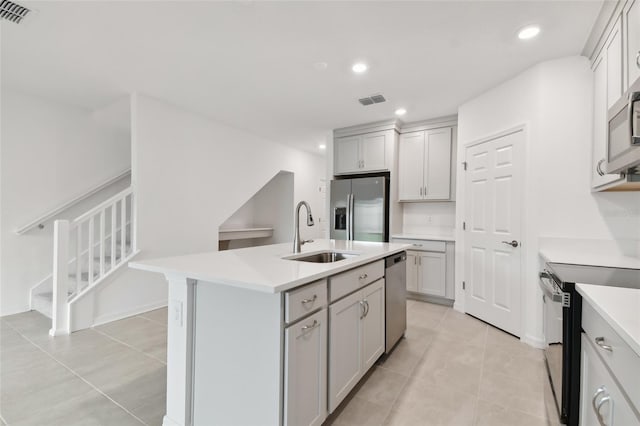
(330, 175), (389, 242)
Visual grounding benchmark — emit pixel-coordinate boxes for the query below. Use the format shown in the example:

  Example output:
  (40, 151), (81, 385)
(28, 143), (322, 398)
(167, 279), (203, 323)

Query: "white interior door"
(464, 129), (523, 337)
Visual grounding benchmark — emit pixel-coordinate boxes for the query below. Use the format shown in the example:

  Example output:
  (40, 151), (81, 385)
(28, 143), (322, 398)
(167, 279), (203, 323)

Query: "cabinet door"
(398, 131), (425, 201)
(284, 309), (327, 426)
(361, 279), (385, 372)
(606, 18), (623, 109)
(406, 252), (419, 292)
(334, 136), (361, 174)
(625, 0), (640, 90)
(580, 334), (640, 426)
(592, 42), (624, 188)
(424, 127), (452, 200)
(328, 289), (363, 413)
(361, 132), (387, 171)
(418, 252), (446, 297)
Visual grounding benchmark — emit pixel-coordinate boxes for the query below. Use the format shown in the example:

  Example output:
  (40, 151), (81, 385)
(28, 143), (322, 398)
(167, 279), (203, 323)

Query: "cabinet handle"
(359, 273), (368, 280)
(301, 319), (319, 331)
(596, 395), (611, 426)
(301, 294), (317, 305)
(595, 337), (613, 352)
(363, 300), (370, 317)
(359, 301), (365, 319)
(414, 257), (417, 265)
(592, 386), (606, 423)
(412, 243), (423, 247)
(419, 187), (422, 196)
(596, 159), (606, 176)
(423, 186), (427, 196)
(636, 51), (640, 69)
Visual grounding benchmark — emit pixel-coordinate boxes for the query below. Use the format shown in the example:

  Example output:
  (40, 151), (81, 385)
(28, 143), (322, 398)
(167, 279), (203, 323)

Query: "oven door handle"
(539, 272), (563, 303)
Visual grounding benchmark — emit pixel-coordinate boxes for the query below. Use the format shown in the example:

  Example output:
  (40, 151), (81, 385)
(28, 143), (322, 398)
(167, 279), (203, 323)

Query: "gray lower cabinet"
(579, 334), (640, 426)
(284, 308), (328, 426)
(396, 238), (454, 300)
(328, 278), (385, 413)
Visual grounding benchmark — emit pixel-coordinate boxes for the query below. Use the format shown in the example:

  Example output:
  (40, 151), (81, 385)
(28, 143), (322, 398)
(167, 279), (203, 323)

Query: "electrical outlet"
(172, 300), (183, 327)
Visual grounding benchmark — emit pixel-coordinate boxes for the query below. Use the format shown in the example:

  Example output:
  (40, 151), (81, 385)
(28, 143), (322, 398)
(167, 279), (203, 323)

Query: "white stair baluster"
(111, 204), (116, 270)
(76, 223), (82, 296)
(121, 197), (127, 258)
(99, 209), (105, 278)
(88, 217), (94, 285)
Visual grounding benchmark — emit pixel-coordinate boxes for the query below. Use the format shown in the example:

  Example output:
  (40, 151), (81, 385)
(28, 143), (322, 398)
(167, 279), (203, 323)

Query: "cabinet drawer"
(582, 301), (640, 409)
(329, 260), (384, 303)
(580, 334), (640, 426)
(285, 279), (327, 324)
(392, 238), (446, 252)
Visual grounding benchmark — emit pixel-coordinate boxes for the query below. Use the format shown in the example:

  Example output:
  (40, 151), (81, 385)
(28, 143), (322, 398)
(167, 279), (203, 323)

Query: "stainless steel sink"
(287, 251), (358, 263)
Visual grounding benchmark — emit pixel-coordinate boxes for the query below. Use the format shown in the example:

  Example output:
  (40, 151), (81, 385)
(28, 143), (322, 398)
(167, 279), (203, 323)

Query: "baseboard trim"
(162, 415), (181, 426)
(522, 333), (546, 349)
(92, 299), (168, 327)
(407, 292), (454, 307)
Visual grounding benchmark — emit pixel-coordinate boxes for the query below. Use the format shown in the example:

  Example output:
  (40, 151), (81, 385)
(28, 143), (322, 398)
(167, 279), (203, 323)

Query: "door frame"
(457, 124), (529, 339)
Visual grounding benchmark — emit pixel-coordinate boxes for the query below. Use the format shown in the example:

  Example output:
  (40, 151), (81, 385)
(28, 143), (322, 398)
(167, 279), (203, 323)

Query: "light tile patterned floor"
(1, 301), (558, 426)
(326, 300), (560, 426)
(0, 308), (168, 426)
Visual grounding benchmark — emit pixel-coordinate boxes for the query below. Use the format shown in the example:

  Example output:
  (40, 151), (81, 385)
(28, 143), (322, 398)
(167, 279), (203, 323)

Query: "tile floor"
(0, 308), (168, 425)
(1, 300), (559, 426)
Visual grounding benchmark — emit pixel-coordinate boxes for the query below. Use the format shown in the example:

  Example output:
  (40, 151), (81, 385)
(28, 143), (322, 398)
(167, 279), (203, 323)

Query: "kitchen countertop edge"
(576, 283), (640, 357)
(129, 240), (410, 294)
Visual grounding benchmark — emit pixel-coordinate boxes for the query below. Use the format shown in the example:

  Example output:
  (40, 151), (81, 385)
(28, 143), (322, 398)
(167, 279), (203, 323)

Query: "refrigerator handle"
(348, 193), (354, 240)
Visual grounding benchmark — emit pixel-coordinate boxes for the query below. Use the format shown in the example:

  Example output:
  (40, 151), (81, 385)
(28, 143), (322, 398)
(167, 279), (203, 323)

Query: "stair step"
(32, 292), (53, 318)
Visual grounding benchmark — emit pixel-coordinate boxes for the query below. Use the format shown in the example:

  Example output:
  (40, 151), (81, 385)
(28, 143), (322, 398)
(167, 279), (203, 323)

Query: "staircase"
(29, 187), (138, 335)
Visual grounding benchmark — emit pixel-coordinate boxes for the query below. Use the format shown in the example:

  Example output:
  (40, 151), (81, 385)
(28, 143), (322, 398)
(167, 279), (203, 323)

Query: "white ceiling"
(2, 1), (603, 153)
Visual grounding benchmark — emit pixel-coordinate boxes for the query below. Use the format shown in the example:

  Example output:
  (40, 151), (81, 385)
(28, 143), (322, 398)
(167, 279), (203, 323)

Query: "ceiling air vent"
(0, 0), (30, 24)
(358, 93), (386, 106)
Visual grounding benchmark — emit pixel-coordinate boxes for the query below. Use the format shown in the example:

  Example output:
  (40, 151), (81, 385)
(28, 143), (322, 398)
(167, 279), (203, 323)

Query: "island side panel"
(162, 275), (197, 426)
(192, 280), (283, 426)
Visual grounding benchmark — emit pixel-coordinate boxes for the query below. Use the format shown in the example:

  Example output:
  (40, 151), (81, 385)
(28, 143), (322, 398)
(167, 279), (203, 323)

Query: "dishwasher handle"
(386, 253), (407, 267)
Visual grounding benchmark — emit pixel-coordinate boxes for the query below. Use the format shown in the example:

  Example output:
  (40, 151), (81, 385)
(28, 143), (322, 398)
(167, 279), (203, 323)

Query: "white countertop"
(129, 239), (410, 294)
(577, 284), (640, 357)
(539, 238), (640, 269)
(392, 233), (455, 242)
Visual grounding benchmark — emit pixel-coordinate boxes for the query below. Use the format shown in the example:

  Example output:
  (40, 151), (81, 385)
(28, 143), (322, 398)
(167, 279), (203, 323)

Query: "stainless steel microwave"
(606, 78), (640, 174)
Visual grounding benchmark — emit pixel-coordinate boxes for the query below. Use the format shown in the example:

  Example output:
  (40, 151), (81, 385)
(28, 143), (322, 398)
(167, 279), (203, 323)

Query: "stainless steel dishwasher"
(385, 252), (407, 353)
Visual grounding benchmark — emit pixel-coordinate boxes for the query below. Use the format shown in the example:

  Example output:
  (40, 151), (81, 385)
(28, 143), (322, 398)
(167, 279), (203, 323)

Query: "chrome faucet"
(293, 201), (314, 253)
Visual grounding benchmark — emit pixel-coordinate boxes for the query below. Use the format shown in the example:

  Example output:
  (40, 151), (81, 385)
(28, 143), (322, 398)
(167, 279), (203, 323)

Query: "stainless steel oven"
(539, 262), (640, 426)
(540, 269), (572, 424)
(606, 77), (640, 174)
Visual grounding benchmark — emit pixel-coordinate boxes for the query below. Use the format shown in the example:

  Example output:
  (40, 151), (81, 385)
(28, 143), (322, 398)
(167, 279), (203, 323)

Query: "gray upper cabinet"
(398, 127), (454, 201)
(590, 0), (640, 191)
(624, 0), (640, 90)
(333, 130), (388, 175)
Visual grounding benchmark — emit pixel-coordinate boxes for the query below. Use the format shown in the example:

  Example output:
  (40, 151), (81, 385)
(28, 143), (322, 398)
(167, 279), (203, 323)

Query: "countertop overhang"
(576, 283), (640, 357)
(129, 239), (410, 294)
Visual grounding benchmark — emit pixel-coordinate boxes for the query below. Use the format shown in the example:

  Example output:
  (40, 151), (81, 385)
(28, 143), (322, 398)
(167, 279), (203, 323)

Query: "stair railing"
(50, 187), (135, 336)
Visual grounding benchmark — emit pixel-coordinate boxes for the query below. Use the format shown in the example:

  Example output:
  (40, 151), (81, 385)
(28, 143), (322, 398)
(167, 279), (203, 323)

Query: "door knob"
(502, 240), (519, 248)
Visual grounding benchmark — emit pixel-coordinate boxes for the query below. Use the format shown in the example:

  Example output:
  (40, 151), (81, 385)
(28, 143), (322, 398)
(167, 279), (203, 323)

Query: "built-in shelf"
(218, 227), (274, 251)
(218, 227), (274, 241)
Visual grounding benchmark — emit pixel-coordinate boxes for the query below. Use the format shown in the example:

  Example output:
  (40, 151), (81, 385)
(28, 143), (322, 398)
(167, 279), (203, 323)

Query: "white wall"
(402, 202), (456, 236)
(220, 171), (294, 249)
(0, 91), (131, 315)
(108, 94), (325, 311)
(455, 56), (640, 346)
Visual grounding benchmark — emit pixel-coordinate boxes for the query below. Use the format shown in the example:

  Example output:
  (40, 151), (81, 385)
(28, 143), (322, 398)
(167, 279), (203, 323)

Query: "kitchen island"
(130, 239), (409, 426)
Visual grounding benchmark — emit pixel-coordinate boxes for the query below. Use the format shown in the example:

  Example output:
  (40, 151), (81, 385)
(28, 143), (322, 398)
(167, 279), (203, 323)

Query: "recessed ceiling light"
(318, 144), (326, 150)
(395, 108), (407, 116)
(352, 62), (368, 74)
(518, 25), (540, 40)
